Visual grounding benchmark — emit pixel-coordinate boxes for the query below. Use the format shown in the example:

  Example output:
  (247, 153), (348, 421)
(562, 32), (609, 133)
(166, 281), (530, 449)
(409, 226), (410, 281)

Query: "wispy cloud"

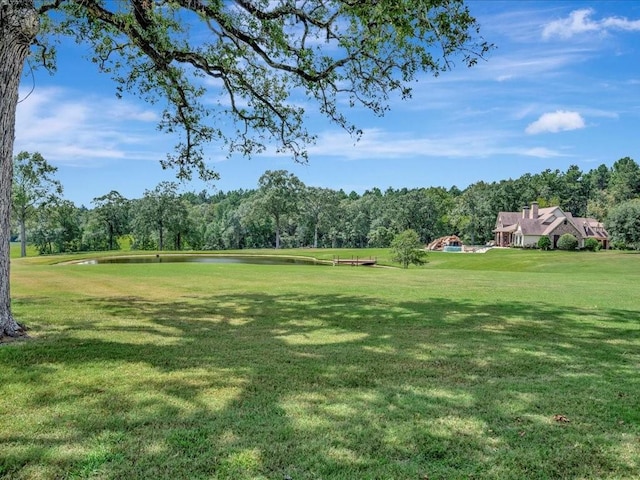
(525, 110), (586, 134)
(305, 128), (567, 161)
(308, 128), (482, 159)
(520, 147), (567, 158)
(15, 87), (163, 166)
(480, 52), (589, 82)
(542, 8), (640, 39)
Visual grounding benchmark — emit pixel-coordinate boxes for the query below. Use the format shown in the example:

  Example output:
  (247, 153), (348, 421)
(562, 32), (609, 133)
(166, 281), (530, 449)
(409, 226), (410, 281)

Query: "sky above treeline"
(14, 1), (640, 206)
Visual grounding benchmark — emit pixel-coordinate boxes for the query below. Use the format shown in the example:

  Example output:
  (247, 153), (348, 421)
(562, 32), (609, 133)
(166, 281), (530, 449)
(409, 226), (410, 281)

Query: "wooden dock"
(332, 257), (377, 266)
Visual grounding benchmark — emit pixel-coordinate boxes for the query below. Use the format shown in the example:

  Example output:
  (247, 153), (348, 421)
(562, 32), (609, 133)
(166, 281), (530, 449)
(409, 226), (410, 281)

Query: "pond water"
(73, 254), (327, 266)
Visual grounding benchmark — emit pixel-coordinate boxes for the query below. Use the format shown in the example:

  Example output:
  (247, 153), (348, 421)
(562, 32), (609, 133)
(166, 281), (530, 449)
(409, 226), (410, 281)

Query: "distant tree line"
(10, 153), (640, 255)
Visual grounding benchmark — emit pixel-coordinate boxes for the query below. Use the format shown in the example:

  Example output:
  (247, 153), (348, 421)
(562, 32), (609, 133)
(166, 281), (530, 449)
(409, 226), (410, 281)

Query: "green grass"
(9, 242), (38, 258)
(2, 248), (639, 479)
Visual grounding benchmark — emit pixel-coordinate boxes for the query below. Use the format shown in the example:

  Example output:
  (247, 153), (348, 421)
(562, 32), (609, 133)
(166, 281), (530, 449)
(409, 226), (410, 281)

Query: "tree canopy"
(390, 229), (427, 269)
(7, 157), (640, 257)
(606, 199), (640, 250)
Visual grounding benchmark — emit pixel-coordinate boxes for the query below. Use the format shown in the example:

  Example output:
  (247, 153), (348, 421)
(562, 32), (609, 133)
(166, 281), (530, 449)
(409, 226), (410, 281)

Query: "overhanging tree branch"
(34, 0), (490, 180)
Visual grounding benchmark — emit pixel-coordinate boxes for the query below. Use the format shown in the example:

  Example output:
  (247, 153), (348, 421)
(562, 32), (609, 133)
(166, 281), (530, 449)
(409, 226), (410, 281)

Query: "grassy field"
(9, 242), (38, 258)
(2, 248), (639, 479)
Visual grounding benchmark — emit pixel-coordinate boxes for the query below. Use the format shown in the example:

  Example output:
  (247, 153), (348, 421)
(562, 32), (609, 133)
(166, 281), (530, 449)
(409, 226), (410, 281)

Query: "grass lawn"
(9, 242), (38, 258)
(1, 248), (639, 479)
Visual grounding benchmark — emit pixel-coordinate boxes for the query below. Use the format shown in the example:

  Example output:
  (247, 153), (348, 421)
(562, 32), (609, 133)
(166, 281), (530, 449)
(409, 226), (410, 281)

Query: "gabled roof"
(573, 217), (609, 239)
(518, 218), (548, 236)
(493, 204), (608, 241)
(495, 212), (521, 228)
(547, 217), (563, 233)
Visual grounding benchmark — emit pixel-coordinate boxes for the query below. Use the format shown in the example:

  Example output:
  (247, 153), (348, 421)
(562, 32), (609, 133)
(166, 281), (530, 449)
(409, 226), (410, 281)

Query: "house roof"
(494, 224), (517, 233)
(519, 218), (548, 236)
(494, 212), (521, 229)
(494, 204), (609, 240)
(574, 218), (609, 239)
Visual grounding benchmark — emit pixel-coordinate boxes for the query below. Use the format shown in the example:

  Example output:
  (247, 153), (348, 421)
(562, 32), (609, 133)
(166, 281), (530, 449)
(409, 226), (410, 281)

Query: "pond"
(72, 254), (328, 266)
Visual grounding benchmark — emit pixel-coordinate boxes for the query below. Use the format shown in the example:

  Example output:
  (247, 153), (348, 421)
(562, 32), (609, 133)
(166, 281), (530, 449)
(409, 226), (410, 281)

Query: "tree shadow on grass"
(1, 293), (639, 479)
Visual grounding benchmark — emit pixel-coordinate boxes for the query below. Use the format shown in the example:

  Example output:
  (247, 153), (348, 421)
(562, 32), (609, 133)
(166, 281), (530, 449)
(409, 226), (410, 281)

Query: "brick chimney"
(522, 206), (530, 218)
(531, 201), (539, 219)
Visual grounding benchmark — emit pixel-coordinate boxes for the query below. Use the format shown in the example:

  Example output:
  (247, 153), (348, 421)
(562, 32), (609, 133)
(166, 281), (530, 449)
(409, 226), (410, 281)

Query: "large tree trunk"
(1, 0), (39, 338)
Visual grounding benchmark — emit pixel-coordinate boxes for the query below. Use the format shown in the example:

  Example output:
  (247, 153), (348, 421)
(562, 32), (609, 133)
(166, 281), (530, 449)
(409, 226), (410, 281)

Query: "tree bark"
(1, 0), (39, 338)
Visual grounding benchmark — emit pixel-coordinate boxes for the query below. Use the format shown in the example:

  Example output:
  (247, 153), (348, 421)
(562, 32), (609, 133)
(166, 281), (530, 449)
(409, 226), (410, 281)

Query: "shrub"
(612, 240), (629, 250)
(583, 238), (601, 252)
(390, 229), (427, 268)
(557, 233), (578, 251)
(537, 236), (551, 250)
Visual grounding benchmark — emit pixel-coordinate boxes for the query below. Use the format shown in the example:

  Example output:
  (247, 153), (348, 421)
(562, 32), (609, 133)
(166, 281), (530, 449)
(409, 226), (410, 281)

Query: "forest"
(11, 153), (640, 255)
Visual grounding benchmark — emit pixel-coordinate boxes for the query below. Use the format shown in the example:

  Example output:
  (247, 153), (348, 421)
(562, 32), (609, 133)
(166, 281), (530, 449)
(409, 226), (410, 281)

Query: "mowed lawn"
(2, 249), (639, 479)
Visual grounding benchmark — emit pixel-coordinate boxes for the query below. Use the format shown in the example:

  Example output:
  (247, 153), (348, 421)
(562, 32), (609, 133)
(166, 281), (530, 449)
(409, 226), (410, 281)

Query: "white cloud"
(602, 16), (640, 32)
(542, 8), (640, 39)
(107, 103), (158, 122)
(520, 147), (566, 158)
(15, 87), (163, 166)
(487, 50), (592, 79)
(513, 104), (539, 121)
(304, 128), (569, 161)
(307, 128), (485, 160)
(525, 110), (586, 134)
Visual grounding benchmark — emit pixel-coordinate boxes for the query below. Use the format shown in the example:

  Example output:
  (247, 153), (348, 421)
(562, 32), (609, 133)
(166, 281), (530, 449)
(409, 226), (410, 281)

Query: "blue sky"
(15, 1), (640, 206)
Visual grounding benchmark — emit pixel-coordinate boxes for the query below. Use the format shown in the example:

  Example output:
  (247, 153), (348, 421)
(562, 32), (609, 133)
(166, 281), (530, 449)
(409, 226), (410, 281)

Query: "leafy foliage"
(608, 157), (640, 204)
(91, 191), (130, 251)
(131, 181), (188, 250)
(537, 236), (551, 250)
(557, 233), (578, 251)
(11, 151), (63, 257)
(31, 199), (82, 254)
(583, 238), (601, 252)
(257, 170), (304, 249)
(606, 198), (640, 250)
(300, 187), (342, 248)
(390, 229), (427, 268)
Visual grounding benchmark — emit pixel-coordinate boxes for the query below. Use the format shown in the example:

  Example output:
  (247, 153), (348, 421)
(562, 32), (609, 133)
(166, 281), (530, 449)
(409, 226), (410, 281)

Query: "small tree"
(11, 151), (63, 257)
(390, 229), (427, 269)
(537, 236), (551, 251)
(583, 238), (601, 252)
(557, 233), (578, 251)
